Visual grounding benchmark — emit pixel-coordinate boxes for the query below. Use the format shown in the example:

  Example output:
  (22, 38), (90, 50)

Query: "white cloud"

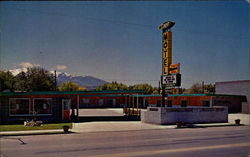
(56, 65), (67, 70)
(19, 62), (40, 68)
(6, 62), (40, 76)
(9, 68), (26, 76)
(7, 62), (68, 76)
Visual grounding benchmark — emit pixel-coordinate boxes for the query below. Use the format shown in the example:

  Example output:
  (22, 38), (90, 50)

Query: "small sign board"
(165, 83), (175, 87)
(162, 75), (176, 83)
(169, 63), (180, 74)
(161, 74), (181, 87)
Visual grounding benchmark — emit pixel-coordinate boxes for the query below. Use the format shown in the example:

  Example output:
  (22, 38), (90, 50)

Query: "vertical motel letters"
(162, 31), (172, 75)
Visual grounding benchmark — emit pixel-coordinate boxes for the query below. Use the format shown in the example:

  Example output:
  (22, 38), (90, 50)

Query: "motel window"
(167, 100), (172, 107)
(107, 99), (112, 105)
(82, 98), (90, 104)
(144, 99), (149, 108)
(107, 99), (115, 106)
(34, 99), (52, 114)
(181, 100), (188, 107)
(202, 100), (210, 107)
(9, 98), (30, 115)
(157, 100), (161, 107)
(99, 99), (104, 106)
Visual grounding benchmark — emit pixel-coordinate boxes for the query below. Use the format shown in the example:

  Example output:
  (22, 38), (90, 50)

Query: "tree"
(14, 71), (28, 91)
(26, 67), (55, 91)
(189, 83), (203, 94)
(129, 83), (154, 94)
(204, 84), (215, 94)
(0, 71), (16, 91)
(77, 86), (87, 91)
(184, 83), (215, 94)
(181, 88), (186, 94)
(152, 87), (160, 94)
(1, 67), (56, 92)
(96, 82), (128, 91)
(59, 81), (78, 91)
(58, 81), (86, 91)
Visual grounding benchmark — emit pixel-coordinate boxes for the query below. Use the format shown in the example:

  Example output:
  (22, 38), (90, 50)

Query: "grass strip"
(0, 123), (72, 132)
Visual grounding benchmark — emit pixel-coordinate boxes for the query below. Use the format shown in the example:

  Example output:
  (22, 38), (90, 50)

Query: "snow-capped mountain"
(57, 73), (108, 90)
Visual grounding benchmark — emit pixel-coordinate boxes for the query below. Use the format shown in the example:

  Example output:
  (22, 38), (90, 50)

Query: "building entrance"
(62, 99), (71, 120)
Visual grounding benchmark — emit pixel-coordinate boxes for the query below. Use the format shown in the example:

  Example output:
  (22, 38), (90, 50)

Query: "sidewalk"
(1, 113), (249, 136)
(72, 121), (175, 133)
(71, 121), (242, 133)
(1, 122), (241, 136)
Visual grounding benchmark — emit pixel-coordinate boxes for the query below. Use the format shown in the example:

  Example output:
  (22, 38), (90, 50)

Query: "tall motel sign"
(159, 21), (181, 106)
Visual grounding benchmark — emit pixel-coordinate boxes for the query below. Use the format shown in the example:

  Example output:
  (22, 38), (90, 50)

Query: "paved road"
(1, 126), (250, 157)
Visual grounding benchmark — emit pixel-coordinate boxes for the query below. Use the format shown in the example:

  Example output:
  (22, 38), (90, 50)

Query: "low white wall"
(228, 113), (250, 125)
(141, 107), (228, 125)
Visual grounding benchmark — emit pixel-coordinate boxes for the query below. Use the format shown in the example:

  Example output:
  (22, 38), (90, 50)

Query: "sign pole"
(159, 23), (174, 107)
(161, 29), (169, 107)
(159, 21), (181, 105)
(162, 84), (166, 107)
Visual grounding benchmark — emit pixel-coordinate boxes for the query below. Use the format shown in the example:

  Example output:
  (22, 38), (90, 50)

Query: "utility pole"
(158, 81), (161, 94)
(54, 70), (57, 91)
(202, 81), (204, 94)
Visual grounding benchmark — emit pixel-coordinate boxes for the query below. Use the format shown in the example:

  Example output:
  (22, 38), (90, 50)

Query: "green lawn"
(0, 123), (72, 132)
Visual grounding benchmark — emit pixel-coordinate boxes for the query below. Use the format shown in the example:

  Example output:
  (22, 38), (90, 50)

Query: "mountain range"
(57, 73), (108, 90)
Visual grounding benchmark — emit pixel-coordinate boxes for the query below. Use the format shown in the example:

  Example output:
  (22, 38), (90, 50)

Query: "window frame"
(144, 99), (149, 108)
(33, 98), (53, 116)
(167, 100), (172, 107)
(156, 100), (161, 107)
(202, 100), (210, 107)
(82, 98), (90, 104)
(181, 100), (188, 107)
(9, 98), (31, 116)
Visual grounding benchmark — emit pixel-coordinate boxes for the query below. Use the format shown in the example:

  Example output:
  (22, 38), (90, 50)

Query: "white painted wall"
(141, 107), (228, 125)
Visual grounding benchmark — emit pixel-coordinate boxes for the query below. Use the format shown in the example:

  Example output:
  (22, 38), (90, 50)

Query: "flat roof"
(133, 94), (246, 97)
(216, 80), (250, 84)
(0, 90), (144, 97)
(0, 91), (245, 98)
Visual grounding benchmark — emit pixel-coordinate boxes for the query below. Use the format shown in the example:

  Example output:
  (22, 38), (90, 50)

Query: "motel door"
(62, 99), (71, 120)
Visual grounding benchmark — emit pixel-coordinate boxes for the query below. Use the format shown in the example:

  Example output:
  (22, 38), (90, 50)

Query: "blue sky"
(0, 1), (249, 88)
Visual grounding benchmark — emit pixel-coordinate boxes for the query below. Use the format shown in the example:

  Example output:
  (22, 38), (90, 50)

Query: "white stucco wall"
(141, 107), (228, 125)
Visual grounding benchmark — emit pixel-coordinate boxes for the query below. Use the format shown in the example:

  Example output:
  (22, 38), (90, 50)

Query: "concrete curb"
(174, 123), (244, 129)
(0, 130), (74, 136)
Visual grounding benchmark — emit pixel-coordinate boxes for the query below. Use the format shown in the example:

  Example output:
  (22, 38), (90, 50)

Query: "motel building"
(0, 89), (247, 124)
